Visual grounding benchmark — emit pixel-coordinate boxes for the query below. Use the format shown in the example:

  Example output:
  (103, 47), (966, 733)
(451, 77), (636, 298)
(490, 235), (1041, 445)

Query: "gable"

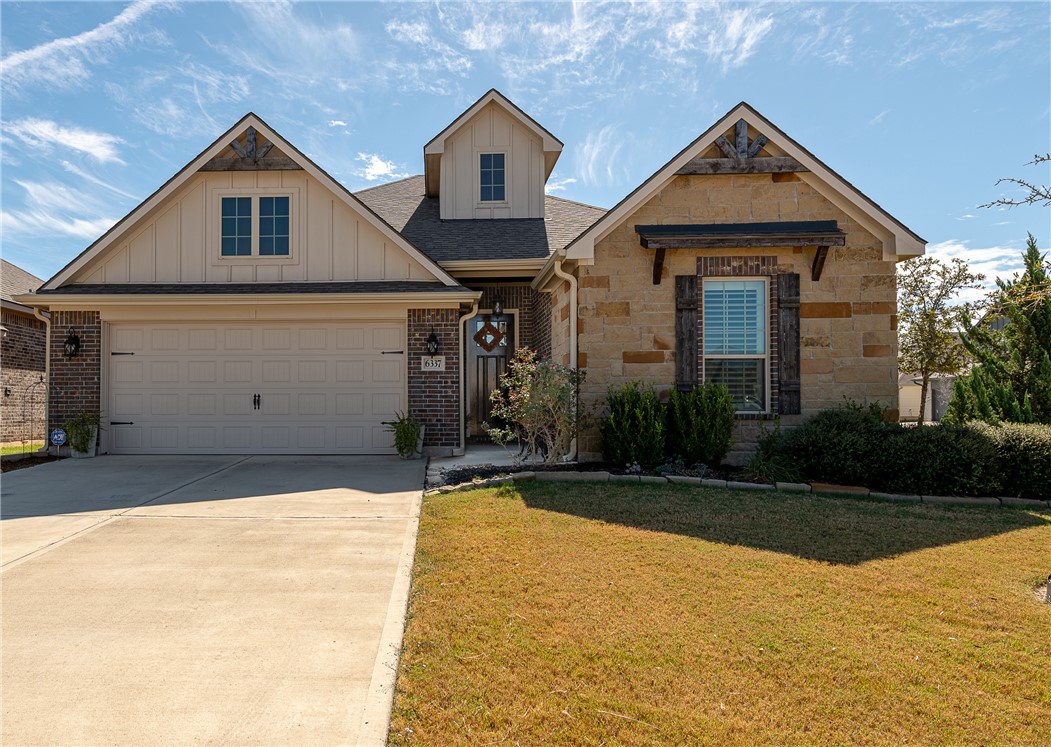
(437, 101), (547, 220)
(559, 102), (924, 267)
(43, 114), (459, 291)
(423, 89), (563, 201)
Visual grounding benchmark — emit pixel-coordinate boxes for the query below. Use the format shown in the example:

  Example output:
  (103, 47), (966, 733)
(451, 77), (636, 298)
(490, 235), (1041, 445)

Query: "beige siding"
(440, 102), (545, 220)
(72, 171), (437, 285)
(575, 172), (898, 462)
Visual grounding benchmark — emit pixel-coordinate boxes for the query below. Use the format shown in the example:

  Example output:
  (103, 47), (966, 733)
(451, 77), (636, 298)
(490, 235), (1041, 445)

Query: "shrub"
(968, 421), (1051, 499)
(759, 405), (893, 487)
(486, 348), (585, 464)
(666, 383), (735, 466)
(882, 424), (1001, 496)
(600, 381), (665, 470)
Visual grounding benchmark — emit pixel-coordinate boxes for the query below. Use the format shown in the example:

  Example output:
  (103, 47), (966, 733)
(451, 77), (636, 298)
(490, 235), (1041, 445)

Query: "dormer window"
(479, 153), (505, 202)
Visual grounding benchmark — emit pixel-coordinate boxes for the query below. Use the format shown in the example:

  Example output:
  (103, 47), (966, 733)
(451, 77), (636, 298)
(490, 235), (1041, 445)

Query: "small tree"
(947, 234), (1051, 424)
(897, 256), (984, 421)
(485, 348), (585, 464)
(980, 153), (1051, 208)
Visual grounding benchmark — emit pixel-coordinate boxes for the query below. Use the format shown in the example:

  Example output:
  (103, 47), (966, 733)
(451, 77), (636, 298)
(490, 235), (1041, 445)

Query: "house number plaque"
(421, 356), (446, 372)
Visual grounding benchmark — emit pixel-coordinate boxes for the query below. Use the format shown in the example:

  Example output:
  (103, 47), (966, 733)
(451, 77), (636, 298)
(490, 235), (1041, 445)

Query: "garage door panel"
(109, 322), (406, 454)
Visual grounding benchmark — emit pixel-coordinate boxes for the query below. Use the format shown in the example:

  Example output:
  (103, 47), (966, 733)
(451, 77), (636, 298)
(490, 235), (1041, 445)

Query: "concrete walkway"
(1, 455), (423, 746)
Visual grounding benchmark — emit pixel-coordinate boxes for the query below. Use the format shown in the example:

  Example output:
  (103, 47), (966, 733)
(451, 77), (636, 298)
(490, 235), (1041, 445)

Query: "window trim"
(701, 276), (770, 414)
(476, 150), (509, 206)
(210, 188), (300, 266)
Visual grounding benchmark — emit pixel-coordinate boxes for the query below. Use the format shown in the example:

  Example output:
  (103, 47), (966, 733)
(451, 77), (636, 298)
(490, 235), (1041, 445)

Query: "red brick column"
(407, 309), (460, 453)
(48, 311), (101, 435)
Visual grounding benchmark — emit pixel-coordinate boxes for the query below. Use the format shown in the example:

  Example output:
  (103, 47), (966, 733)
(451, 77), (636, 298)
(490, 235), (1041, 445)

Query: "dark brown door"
(468, 314), (515, 437)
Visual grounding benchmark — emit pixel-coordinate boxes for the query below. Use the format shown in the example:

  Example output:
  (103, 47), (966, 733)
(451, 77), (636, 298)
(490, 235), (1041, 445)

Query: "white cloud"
(5, 119), (125, 164)
(924, 239), (1028, 304)
(2, 180), (117, 240)
(576, 125), (624, 187)
(545, 175), (578, 194)
(1, 0), (170, 90)
(354, 152), (408, 182)
(60, 160), (140, 201)
(328, 120), (348, 127)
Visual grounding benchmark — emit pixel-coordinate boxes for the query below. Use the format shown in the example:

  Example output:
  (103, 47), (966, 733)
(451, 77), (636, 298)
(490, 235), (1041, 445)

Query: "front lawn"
(390, 483), (1050, 746)
(0, 440), (44, 456)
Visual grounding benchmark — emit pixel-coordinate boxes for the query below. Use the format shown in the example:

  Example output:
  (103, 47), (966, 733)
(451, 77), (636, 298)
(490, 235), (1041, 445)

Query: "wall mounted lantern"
(491, 299), (503, 317)
(63, 329), (81, 358)
(426, 330), (440, 356)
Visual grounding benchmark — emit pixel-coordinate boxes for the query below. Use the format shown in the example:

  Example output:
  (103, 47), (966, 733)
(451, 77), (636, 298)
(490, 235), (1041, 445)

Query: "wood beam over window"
(637, 221), (845, 285)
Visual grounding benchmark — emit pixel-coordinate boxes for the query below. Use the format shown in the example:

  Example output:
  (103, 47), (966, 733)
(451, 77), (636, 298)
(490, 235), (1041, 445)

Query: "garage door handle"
(381, 350), (404, 355)
(111, 421), (134, 425)
(253, 394), (261, 410)
(111, 351), (135, 356)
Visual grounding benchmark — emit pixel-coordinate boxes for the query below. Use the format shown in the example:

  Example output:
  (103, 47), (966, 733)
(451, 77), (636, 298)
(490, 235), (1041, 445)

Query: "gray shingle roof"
(34, 281), (473, 296)
(354, 176), (605, 263)
(1, 259), (44, 304)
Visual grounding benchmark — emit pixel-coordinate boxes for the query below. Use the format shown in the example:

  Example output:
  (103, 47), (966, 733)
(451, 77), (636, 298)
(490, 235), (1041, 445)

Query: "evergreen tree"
(946, 234), (1051, 423)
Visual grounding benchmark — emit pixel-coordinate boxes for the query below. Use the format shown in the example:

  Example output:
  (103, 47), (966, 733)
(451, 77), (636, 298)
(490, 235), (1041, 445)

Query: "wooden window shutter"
(675, 275), (698, 392)
(777, 273), (801, 414)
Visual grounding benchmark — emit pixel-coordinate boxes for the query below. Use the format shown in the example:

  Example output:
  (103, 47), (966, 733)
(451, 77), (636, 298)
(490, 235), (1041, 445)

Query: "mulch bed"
(433, 460), (756, 488)
(1, 456), (61, 473)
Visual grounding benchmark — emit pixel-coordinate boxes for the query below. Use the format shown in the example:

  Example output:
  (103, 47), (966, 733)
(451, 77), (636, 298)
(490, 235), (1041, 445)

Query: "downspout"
(458, 301), (480, 456)
(551, 258), (578, 461)
(32, 306), (51, 454)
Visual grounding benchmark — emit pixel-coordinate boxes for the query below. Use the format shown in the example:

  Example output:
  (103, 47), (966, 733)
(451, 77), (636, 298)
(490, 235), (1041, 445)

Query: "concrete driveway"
(1, 455), (424, 746)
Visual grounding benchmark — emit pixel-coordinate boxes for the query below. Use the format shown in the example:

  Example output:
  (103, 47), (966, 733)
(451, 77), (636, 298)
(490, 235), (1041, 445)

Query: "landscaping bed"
(390, 482), (1051, 746)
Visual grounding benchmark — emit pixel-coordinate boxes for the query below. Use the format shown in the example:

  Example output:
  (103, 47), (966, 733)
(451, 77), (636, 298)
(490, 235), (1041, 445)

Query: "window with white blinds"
(702, 279), (768, 412)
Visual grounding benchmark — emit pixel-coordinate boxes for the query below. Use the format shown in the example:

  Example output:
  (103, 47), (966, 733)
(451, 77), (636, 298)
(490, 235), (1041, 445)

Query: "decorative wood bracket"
(652, 247), (666, 285)
(678, 119), (804, 175)
(202, 126), (303, 171)
(811, 246), (829, 281)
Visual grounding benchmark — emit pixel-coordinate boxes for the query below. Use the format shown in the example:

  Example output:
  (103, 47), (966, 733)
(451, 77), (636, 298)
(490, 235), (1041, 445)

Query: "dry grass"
(390, 483), (1051, 746)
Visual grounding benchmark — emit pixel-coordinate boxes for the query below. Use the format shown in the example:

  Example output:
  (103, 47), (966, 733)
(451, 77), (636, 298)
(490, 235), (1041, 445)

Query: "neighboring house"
(17, 91), (924, 460)
(1, 259), (47, 442)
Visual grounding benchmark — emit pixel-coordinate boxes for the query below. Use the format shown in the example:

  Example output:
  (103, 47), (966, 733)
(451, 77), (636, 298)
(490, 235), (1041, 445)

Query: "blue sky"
(2, 1), (1049, 300)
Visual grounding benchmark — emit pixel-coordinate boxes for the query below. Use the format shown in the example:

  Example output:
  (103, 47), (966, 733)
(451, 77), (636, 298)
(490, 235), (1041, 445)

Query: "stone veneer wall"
(407, 308), (460, 454)
(575, 172), (899, 463)
(48, 310), (102, 440)
(1, 309), (48, 442)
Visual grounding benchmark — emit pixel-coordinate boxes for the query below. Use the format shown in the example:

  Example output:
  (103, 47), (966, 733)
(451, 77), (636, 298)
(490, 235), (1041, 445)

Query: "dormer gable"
(423, 89), (563, 220)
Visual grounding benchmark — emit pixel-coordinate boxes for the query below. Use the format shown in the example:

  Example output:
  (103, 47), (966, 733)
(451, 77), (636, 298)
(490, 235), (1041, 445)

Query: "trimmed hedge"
(757, 407), (1051, 498)
(600, 381), (666, 470)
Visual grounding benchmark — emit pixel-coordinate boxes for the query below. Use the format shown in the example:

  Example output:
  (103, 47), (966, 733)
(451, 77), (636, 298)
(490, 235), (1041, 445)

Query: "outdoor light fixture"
(491, 299), (503, 316)
(63, 329), (81, 358)
(426, 330), (440, 356)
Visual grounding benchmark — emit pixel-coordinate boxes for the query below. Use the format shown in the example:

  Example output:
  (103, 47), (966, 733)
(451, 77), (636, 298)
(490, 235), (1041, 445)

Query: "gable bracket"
(652, 247), (666, 285)
(202, 126), (298, 172)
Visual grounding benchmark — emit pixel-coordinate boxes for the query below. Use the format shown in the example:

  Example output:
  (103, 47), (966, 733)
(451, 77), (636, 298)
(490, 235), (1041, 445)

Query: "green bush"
(758, 406), (893, 487)
(600, 381), (665, 469)
(666, 383), (735, 467)
(968, 421), (1051, 499)
(882, 424), (1001, 496)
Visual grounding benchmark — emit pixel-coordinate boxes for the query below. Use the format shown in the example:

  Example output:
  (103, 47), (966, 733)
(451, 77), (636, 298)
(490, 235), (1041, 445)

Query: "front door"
(467, 313), (515, 437)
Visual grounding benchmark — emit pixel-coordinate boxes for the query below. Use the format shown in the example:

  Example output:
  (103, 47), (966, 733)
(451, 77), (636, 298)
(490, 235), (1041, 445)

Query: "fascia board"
(17, 291), (481, 308)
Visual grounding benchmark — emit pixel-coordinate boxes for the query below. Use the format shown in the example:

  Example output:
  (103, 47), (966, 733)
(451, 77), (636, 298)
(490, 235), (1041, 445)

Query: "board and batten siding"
(440, 102), (545, 220)
(74, 170), (436, 284)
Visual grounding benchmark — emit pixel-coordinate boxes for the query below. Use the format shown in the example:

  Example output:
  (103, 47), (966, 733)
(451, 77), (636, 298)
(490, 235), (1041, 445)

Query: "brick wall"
(1, 309), (48, 442)
(468, 284), (549, 353)
(575, 171), (899, 462)
(48, 310), (102, 437)
(407, 308), (460, 454)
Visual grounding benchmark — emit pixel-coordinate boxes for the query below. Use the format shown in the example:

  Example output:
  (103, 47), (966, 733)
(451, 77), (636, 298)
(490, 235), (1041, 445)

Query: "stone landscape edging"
(424, 470), (1051, 509)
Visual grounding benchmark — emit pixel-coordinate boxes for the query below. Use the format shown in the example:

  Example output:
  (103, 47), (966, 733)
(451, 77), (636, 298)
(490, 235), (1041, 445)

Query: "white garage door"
(108, 322), (404, 454)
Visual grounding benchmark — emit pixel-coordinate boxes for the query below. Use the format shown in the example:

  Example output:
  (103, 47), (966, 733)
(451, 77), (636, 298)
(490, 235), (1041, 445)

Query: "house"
(1, 259), (47, 443)
(17, 91), (924, 461)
